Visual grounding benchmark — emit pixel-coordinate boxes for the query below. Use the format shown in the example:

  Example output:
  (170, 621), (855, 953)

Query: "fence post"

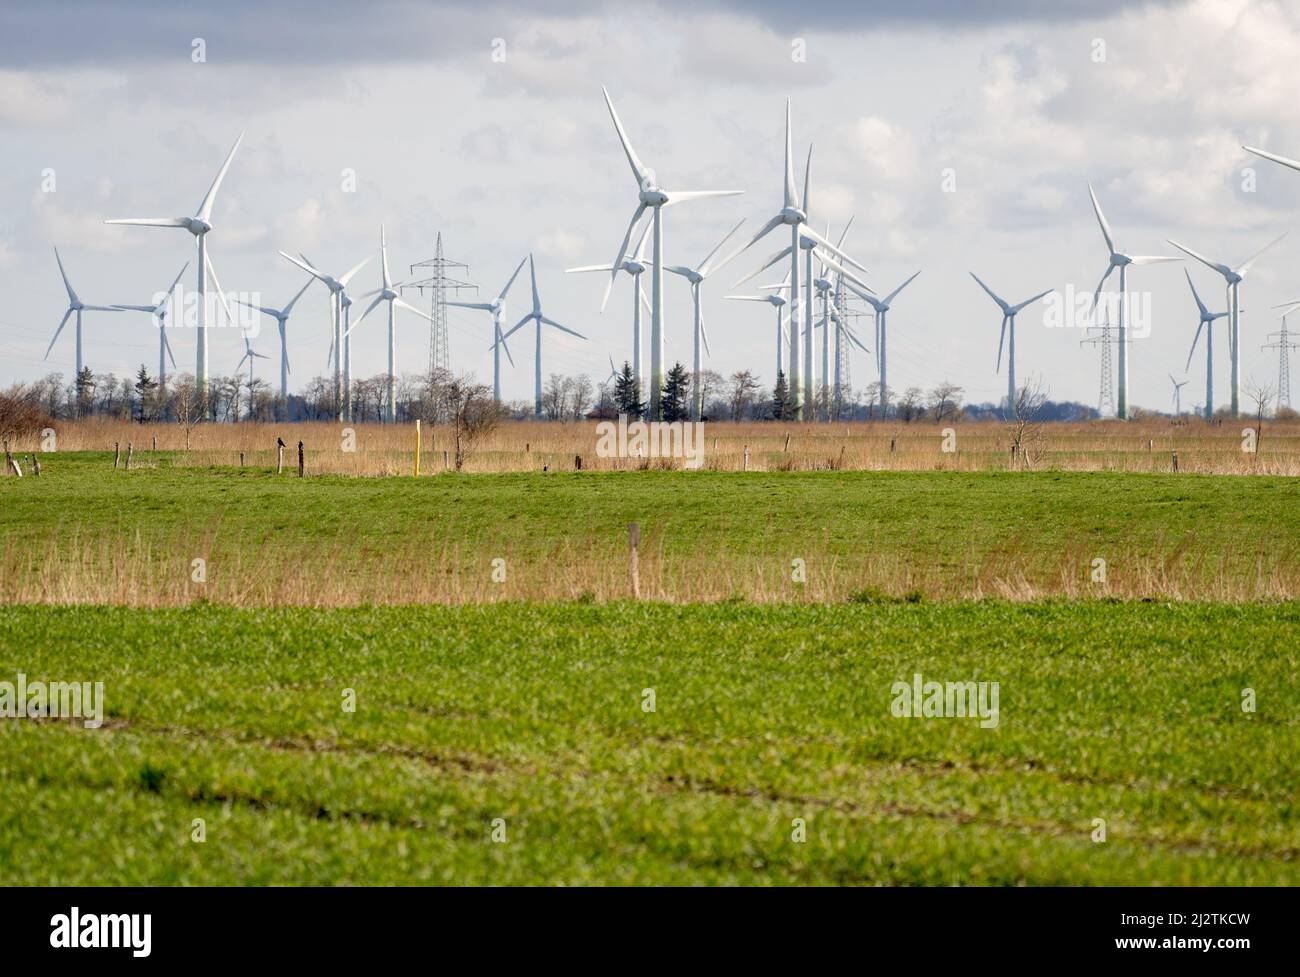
(415, 419), (421, 477)
(297, 440), (304, 477)
(113, 442), (120, 469)
(575, 454), (582, 471)
(628, 522), (641, 599)
(30, 454), (40, 476)
(125, 442), (133, 470)
(276, 437), (285, 475)
(743, 445), (749, 471)
(238, 451), (244, 468)
(1172, 450), (1179, 473)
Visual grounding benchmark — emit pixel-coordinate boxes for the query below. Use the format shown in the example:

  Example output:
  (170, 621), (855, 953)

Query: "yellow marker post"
(414, 419), (421, 477)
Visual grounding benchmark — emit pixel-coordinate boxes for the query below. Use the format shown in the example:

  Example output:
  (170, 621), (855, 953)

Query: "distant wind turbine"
(500, 255), (587, 418)
(112, 261), (189, 389)
(1182, 270), (1228, 421)
(104, 133), (244, 408)
(599, 86), (742, 419)
(233, 278), (312, 415)
(725, 289), (791, 389)
(1169, 374), (1189, 415)
(1086, 182), (1181, 420)
(234, 334), (271, 421)
(969, 273), (1053, 419)
(567, 219), (652, 407)
(661, 218), (746, 420)
(1165, 231), (1287, 420)
(843, 270), (920, 418)
(278, 250), (372, 421)
(46, 248), (124, 377)
(346, 226), (435, 422)
(447, 255), (527, 404)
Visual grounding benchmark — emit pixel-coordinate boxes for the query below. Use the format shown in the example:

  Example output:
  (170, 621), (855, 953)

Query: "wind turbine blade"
(603, 203), (647, 311)
(103, 217), (188, 227)
(1243, 145), (1300, 173)
(800, 224), (868, 275)
(45, 308), (73, 359)
(1185, 323), (1204, 373)
(162, 324), (177, 370)
(281, 277), (315, 316)
(969, 272), (1009, 311)
(497, 323), (515, 368)
(783, 98), (797, 209)
(697, 218), (746, 278)
(1185, 269), (1210, 317)
(339, 254), (373, 287)
(394, 297), (434, 322)
(53, 247), (78, 305)
(528, 254), (541, 315)
(1010, 288), (1054, 314)
(724, 295), (769, 302)
(996, 315), (1007, 373)
(447, 301), (496, 311)
(732, 244), (793, 289)
(882, 270), (921, 307)
(640, 283), (651, 315)
(81, 305), (125, 313)
(662, 189), (744, 207)
(379, 224), (391, 289)
(1166, 239), (1232, 278)
(633, 212), (654, 261)
(700, 306), (712, 357)
(1086, 182), (1115, 255)
(502, 312), (533, 341)
(347, 296), (386, 336)
(164, 261), (190, 300)
(204, 251), (236, 325)
(1092, 264), (1116, 313)
(196, 132), (244, 222)
(279, 251), (325, 281)
(722, 213), (784, 276)
(601, 86), (650, 186)
(112, 305), (157, 313)
(498, 254), (529, 303)
(279, 322), (292, 376)
(801, 143), (813, 214)
(835, 215), (855, 250)
(1238, 231), (1289, 276)
(812, 249), (874, 295)
(566, 264), (617, 274)
(540, 315), (586, 340)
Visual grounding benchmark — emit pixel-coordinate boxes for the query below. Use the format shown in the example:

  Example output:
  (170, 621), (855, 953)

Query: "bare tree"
(1009, 376), (1050, 469)
(898, 386), (925, 423)
(445, 376), (506, 470)
(928, 381), (964, 423)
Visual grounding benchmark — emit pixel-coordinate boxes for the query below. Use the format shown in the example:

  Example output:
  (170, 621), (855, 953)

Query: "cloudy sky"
(3, 0), (1300, 411)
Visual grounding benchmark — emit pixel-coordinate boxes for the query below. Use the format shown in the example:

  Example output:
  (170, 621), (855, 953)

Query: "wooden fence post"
(30, 454), (40, 476)
(1172, 450), (1179, 473)
(297, 440), (304, 477)
(575, 454), (582, 470)
(276, 437), (285, 475)
(113, 442), (120, 469)
(125, 443), (133, 470)
(628, 523), (641, 599)
(743, 445), (749, 471)
(415, 419), (421, 477)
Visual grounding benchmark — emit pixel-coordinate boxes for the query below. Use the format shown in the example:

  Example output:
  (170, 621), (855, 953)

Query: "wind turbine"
(599, 86), (742, 419)
(278, 251), (372, 421)
(1182, 270), (1228, 421)
(969, 273), (1053, 419)
(233, 278), (312, 417)
(45, 248), (124, 378)
(447, 255), (527, 404)
(1169, 374), (1189, 415)
(725, 289), (790, 390)
(234, 334), (271, 421)
(104, 133), (244, 409)
(1086, 182), (1181, 420)
(345, 226), (435, 422)
(500, 255), (587, 418)
(841, 270), (920, 418)
(721, 100), (867, 421)
(112, 261), (189, 389)
(661, 219), (745, 420)
(568, 219), (652, 408)
(1165, 231), (1287, 419)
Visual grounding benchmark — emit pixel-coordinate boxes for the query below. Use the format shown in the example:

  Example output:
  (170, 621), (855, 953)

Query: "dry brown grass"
(14, 416), (1300, 476)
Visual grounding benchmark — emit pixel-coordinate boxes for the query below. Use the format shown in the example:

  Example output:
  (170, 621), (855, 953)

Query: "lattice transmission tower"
(1262, 315), (1299, 410)
(1080, 309), (1116, 417)
(401, 233), (475, 381)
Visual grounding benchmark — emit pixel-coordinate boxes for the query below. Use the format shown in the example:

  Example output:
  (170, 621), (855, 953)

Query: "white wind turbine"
(661, 219), (746, 420)
(500, 255), (587, 418)
(447, 255), (527, 404)
(722, 100), (866, 420)
(1169, 374), (1189, 415)
(104, 133), (244, 407)
(112, 261), (189, 389)
(345, 226), (434, 422)
(234, 334), (271, 421)
(840, 270), (920, 418)
(1086, 182), (1181, 420)
(46, 248), (124, 377)
(233, 277), (313, 415)
(599, 86), (742, 419)
(568, 219), (652, 406)
(1182, 270), (1228, 421)
(1165, 231), (1287, 420)
(725, 291), (789, 394)
(278, 251), (372, 421)
(969, 273), (1053, 419)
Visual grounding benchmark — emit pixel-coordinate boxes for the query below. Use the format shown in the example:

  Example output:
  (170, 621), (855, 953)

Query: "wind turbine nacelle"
(780, 207), (806, 225)
(185, 218), (212, 235)
(814, 277), (833, 291)
(640, 186), (668, 206)
(769, 296), (786, 307)
(624, 260), (647, 275)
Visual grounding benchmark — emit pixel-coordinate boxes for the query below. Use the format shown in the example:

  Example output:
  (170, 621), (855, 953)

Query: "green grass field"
(3, 453), (1300, 601)
(1, 601), (1296, 885)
